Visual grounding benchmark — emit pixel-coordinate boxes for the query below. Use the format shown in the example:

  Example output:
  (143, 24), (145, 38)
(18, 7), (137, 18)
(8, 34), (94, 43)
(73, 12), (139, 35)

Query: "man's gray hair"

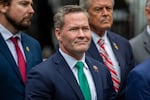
(146, 0), (150, 7)
(79, 0), (115, 10)
(54, 5), (89, 29)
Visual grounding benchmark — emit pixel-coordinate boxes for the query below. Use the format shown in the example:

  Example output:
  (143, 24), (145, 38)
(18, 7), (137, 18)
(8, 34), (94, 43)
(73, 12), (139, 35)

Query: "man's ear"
(0, 3), (9, 13)
(55, 28), (62, 41)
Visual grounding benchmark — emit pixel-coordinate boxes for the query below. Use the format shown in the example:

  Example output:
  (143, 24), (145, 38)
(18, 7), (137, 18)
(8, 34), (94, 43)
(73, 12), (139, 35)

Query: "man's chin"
(16, 25), (30, 30)
(76, 47), (89, 52)
(101, 26), (111, 30)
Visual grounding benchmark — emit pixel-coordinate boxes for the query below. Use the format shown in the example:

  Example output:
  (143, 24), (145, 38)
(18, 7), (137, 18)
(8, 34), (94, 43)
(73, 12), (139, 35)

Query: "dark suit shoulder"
(29, 53), (55, 70)
(107, 31), (132, 53)
(21, 32), (42, 55)
(28, 52), (62, 78)
(131, 58), (150, 73)
(21, 32), (40, 45)
(107, 31), (132, 54)
(108, 31), (129, 43)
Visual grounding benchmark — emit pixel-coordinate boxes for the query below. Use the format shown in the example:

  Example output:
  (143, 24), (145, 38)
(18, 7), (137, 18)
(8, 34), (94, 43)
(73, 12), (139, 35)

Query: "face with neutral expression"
(55, 12), (91, 60)
(88, 0), (113, 36)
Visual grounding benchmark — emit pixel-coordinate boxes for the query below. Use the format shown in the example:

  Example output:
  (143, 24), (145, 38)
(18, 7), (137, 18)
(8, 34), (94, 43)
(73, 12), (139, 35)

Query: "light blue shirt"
(0, 24), (26, 65)
(92, 31), (121, 81)
(59, 48), (97, 100)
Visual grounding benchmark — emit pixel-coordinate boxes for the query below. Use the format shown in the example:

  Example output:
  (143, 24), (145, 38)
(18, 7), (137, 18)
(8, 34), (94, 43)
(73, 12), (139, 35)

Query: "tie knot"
(75, 61), (84, 70)
(97, 38), (104, 46)
(11, 37), (18, 45)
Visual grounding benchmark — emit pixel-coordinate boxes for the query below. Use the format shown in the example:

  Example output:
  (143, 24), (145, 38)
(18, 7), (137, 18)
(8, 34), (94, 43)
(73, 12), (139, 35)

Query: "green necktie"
(75, 61), (91, 100)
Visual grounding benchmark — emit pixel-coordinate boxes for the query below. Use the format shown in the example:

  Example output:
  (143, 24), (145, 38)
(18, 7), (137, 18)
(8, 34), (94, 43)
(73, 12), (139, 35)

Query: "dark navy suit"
(26, 50), (116, 100)
(126, 58), (150, 100)
(86, 31), (135, 100)
(0, 33), (42, 100)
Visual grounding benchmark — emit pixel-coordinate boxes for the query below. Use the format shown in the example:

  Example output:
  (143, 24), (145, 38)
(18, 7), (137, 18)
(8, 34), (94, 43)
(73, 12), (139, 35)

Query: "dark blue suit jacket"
(26, 50), (116, 100)
(0, 33), (42, 100)
(126, 58), (150, 100)
(86, 31), (135, 100)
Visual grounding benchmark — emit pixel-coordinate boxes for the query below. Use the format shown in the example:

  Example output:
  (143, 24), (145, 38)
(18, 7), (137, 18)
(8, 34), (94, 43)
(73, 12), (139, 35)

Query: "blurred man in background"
(130, 0), (150, 65)
(0, 0), (42, 99)
(80, 0), (135, 99)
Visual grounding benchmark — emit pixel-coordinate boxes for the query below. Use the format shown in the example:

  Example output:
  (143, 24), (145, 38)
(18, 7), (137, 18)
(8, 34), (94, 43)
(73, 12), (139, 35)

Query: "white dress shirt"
(92, 31), (121, 81)
(0, 24), (26, 65)
(59, 48), (97, 100)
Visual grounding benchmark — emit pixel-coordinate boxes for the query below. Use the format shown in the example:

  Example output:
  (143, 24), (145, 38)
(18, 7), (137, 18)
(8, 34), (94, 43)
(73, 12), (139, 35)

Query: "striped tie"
(98, 38), (120, 92)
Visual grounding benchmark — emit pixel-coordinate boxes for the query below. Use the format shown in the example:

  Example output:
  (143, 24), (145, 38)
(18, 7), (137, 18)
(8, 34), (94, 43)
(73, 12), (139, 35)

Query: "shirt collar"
(91, 31), (108, 44)
(59, 48), (87, 70)
(0, 24), (21, 41)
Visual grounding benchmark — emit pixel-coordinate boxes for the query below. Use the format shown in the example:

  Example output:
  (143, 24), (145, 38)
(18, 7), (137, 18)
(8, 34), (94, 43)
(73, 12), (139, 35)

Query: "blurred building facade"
(128, 0), (147, 35)
(112, 0), (147, 39)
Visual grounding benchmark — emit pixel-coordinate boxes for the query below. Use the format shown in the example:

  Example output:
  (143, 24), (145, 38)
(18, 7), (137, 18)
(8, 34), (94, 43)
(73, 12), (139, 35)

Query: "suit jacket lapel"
(85, 57), (103, 100)
(0, 34), (23, 82)
(107, 32), (125, 90)
(21, 33), (32, 72)
(55, 51), (103, 99)
(87, 39), (104, 62)
(54, 51), (84, 100)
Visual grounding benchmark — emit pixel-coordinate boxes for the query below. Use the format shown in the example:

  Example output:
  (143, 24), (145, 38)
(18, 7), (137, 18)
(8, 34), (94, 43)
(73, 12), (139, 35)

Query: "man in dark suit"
(80, 0), (135, 99)
(126, 58), (150, 100)
(130, 0), (150, 64)
(26, 5), (116, 100)
(0, 0), (42, 100)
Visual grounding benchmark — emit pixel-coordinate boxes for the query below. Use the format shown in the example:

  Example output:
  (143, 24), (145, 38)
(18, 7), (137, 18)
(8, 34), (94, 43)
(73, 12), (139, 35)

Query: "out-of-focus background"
(26, 0), (147, 58)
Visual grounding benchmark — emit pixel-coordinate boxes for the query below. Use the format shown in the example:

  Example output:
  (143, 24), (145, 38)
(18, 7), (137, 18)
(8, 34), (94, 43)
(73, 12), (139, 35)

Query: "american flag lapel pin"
(113, 42), (118, 50)
(26, 46), (30, 52)
(93, 65), (99, 72)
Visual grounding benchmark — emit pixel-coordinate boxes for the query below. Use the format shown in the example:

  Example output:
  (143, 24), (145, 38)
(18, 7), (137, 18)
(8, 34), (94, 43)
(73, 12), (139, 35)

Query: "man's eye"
(70, 28), (78, 32)
(106, 7), (112, 11)
(19, 2), (32, 7)
(71, 28), (77, 31)
(94, 7), (102, 12)
(83, 28), (90, 31)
